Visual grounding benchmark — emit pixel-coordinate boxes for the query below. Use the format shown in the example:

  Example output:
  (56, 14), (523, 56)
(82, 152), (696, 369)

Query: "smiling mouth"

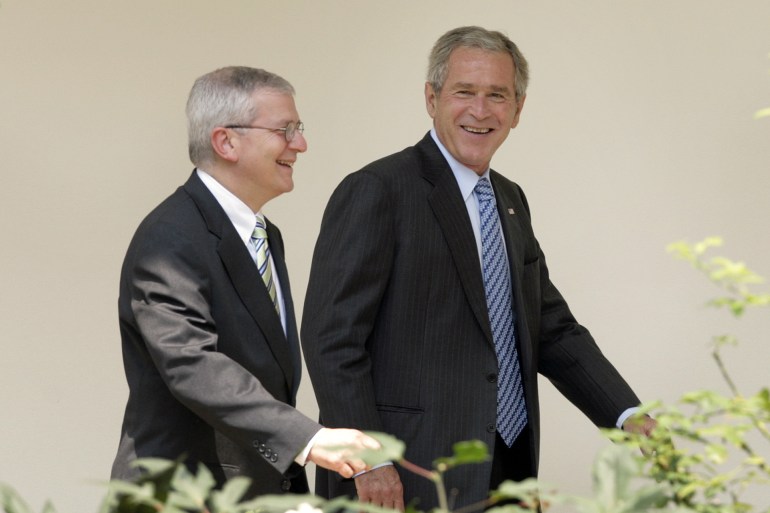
(277, 160), (294, 168)
(462, 126), (492, 134)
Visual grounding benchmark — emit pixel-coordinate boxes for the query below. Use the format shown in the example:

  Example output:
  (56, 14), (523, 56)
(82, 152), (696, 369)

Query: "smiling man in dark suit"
(301, 27), (655, 510)
(111, 66), (377, 498)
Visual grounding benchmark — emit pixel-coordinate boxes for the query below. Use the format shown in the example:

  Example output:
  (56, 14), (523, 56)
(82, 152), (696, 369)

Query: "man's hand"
(623, 414), (659, 456)
(307, 428), (380, 479)
(622, 414), (657, 437)
(355, 464), (405, 512)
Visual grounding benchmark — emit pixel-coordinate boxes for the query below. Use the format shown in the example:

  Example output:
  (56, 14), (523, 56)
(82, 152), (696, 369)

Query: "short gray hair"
(186, 66), (294, 167)
(427, 26), (529, 100)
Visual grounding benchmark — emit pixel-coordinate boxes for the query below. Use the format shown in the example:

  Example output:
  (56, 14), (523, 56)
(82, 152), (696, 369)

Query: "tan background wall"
(1, 1), (768, 511)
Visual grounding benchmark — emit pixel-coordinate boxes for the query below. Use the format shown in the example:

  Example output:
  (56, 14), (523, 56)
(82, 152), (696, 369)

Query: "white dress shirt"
(196, 169), (287, 335)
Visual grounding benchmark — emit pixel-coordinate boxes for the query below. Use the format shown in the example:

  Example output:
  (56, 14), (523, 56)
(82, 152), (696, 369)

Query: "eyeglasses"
(224, 121), (305, 143)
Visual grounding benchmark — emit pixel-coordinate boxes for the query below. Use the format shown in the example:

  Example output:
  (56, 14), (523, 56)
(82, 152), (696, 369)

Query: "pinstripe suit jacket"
(111, 171), (320, 496)
(301, 133), (639, 508)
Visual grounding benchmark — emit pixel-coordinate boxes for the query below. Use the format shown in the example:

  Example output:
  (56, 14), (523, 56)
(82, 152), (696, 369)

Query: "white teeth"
(463, 126), (491, 134)
(277, 160), (293, 168)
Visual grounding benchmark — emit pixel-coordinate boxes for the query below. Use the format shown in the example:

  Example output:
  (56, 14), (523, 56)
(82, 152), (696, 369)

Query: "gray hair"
(427, 26), (529, 100)
(186, 66), (294, 167)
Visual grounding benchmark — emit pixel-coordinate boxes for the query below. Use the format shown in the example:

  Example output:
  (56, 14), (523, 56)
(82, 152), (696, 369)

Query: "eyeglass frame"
(224, 121), (305, 143)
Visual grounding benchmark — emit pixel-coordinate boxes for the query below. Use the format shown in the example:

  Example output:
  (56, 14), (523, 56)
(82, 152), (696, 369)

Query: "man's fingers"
(337, 462), (354, 479)
(347, 458), (368, 474)
(354, 465), (404, 512)
(307, 429), (376, 478)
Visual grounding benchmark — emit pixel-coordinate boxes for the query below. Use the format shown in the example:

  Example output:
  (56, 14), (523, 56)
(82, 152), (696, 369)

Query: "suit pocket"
(376, 404), (424, 446)
(376, 403), (425, 414)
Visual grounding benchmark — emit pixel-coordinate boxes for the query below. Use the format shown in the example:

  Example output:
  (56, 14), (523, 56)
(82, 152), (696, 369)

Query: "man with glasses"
(302, 27), (654, 510)
(111, 66), (378, 498)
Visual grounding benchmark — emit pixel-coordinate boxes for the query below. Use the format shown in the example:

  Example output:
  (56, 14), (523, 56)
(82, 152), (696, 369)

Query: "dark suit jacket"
(301, 133), (640, 509)
(111, 171), (320, 496)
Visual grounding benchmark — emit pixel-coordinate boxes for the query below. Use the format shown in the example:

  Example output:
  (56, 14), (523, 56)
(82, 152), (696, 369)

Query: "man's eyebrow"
(448, 82), (512, 94)
(489, 85), (513, 94)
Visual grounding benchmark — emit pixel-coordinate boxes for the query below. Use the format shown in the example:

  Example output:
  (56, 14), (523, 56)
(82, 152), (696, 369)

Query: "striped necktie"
(474, 177), (527, 447)
(251, 214), (279, 317)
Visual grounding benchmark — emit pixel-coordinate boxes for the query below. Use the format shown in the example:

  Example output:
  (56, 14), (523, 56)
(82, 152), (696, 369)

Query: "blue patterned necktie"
(474, 178), (527, 447)
(251, 214), (280, 317)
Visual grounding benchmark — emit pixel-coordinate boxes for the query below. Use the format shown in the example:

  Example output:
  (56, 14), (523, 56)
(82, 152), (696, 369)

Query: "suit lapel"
(418, 135), (495, 347)
(183, 172), (295, 394)
(490, 172), (526, 288)
(265, 220), (302, 401)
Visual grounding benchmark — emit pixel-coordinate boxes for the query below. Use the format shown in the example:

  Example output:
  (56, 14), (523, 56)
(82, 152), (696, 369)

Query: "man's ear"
(210, 127), (239, 162)
(511, 94), (526, 129)
(424, 82), (438, 118)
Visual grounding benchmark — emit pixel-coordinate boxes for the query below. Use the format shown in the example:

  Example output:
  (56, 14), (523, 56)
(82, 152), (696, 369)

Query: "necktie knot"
(252, 215), (268, 241)
(251, 214), (279, 318)
(474, 178), (495, 202)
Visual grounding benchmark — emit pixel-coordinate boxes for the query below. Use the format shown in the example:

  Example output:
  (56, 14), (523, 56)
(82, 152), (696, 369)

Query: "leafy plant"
(602, 238), (770, 512)
(0, 485), (55, 513)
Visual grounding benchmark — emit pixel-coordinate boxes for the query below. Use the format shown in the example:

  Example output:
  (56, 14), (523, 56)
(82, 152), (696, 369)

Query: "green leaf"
(591, 445), (641, 506)
(321, 495), (390, 513)
(209, 476), (251, 511)
(247, 494), (323, 513)
(355, 431), (406, 465)
(107, 480), (164, 512)
(433, 440), (489, 470)
(40, 501), (57, 513)
(104, 480), (149, 497)
(0, 483), (35, 513)
(485, 505), (531, 513)
(170, 463), (215, 506)
(704, 443), (728, 464)
(165, 490), (202, 511)
(131, 457), (179, 475)
(489, 477), (541, 501)
(624, 485), (668, 512)
(694, 237), (723, 255)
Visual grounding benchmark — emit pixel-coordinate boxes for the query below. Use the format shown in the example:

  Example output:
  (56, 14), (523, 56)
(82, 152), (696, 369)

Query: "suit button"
(271, 454), (278, 463)
(258, 444), (266, 453)
(486, 423), (496, 433)
(281, 479), (291, 491)
(252, 440), (261, 448)
(265, 448), (272, 457)
(486, 373), (497, 383)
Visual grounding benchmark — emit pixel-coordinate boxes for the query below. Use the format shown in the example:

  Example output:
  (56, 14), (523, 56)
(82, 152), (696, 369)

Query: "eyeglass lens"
(285, 122), (304, 142)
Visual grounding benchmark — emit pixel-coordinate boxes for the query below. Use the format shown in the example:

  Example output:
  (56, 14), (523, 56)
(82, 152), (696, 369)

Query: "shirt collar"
(196, 168), (261, 244)
(429, 128), (492, 202)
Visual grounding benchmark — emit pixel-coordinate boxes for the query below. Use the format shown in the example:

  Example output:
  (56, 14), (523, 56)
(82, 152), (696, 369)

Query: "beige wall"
(1, 1), (769, 511)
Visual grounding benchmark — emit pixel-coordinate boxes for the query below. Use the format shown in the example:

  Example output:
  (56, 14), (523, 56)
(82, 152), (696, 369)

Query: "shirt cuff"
(352, 461), (394, 478)
(616, 406), (640, 429)
(295, 429), (323, 466)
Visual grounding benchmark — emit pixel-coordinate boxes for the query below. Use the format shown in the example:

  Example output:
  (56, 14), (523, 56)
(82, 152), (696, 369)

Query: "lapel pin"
(507, 208), (515, 215)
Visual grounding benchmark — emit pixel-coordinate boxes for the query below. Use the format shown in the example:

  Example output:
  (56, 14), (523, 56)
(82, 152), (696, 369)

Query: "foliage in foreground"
(2, 239), (768, 513)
